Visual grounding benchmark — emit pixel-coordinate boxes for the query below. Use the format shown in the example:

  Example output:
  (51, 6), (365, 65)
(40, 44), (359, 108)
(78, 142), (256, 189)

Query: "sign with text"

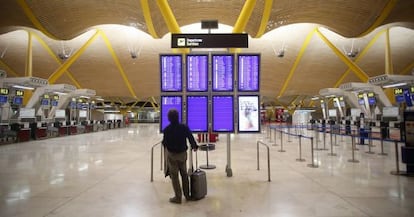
(172, 33), (248, 48)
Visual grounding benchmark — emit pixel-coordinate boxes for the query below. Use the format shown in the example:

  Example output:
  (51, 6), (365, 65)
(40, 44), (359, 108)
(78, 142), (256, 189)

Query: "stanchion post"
(288, 126), (292, 142)
(348, 135), (359, 163)
(279, 130), (286, 152)
(390, 141), (401, 175)
(379, 138), (388, 156)
(257, 141), (260, 170)
(328, 129), (337, 156)
(366, 129), (375, 154)
(296, 135), (306, 162)
(307, 137), (318, 168)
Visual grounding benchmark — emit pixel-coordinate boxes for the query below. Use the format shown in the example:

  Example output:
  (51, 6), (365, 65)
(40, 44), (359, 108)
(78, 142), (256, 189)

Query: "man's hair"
(168, 109), (179, 123)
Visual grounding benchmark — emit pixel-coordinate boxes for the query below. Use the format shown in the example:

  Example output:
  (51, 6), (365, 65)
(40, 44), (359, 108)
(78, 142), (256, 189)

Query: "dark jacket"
(162, 123), (198, 153)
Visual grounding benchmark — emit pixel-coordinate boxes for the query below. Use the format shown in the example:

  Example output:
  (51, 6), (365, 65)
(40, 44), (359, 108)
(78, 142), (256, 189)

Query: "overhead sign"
(171, 33), (248, 48)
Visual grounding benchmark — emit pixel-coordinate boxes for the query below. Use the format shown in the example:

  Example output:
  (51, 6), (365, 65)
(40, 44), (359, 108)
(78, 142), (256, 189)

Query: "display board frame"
(237, 95), (260, 133)
(160, 95), (183, 132)
(212, 54), (234, 92)
(160, 54), (183, 92)
(186, 95), (209, 132)
(212, 95), (234, 133)
(237, 53), (260, 92)
(186, 54), (209, 92)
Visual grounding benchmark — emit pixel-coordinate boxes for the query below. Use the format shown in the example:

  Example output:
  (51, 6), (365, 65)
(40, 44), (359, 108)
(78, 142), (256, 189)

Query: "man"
(162, 109), (198, 204)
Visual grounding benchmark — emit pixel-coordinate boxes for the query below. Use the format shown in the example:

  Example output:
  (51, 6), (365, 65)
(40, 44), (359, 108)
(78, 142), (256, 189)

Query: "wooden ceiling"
(0, 0), (414, 106)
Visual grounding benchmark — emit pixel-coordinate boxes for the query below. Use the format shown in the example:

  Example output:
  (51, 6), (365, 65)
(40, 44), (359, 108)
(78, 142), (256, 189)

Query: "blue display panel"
(160, 96), (182, 132)
(186, 96), (208, 132)
(41, 98), (49, 106)
(160, 54), (182, 92)
(212, 54), (234, 91)
(51, 100), (58, 106)
(187, 54), (208, 92)
(212, 95), (234, 132)
(13, 97), (23, 105)
(238, 54), (260, 92)
(394, 88), (405, 103)
(238, 95), (260, 132)
(0, 95), (8, 103)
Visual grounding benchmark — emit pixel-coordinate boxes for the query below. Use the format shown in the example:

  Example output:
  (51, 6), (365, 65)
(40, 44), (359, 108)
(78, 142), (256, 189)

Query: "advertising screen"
(160, 96), (182, 132)
(160, 54), (182, 92)
(212, 54), (234, 91)
(187, 54), (208, 92)
(186, 96), (208, 132)
(238, 95), (260, 132)
(238, 54), (260, 92)
(212, 95), (234, 132)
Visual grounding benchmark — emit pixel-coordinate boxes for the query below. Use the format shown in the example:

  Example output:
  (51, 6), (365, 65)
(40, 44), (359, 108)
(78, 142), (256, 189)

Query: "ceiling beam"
(0, 59), (19, 77)
(140, 0), (159, 38)
(358, 0), (399, 37)
(25, 31), (32, 77)
(48, 30), (100, 84)
(255, 0), (273, 38)
(333, 29), (387, 87)
(156, 0), (180, 33)
(385, 28), (393, 74)
(278, 28), (316, 97)
(233, 0), (257, 33)
(401, 61), (414, 75)
(316, 28), (369, 82)
(100, 31), (137, 98)
(31, 32), (82, 88)
(16, 0), (57, 39)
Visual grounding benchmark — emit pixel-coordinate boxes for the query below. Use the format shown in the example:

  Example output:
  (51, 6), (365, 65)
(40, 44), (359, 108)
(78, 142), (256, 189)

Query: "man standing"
(162, 109), (198, 204)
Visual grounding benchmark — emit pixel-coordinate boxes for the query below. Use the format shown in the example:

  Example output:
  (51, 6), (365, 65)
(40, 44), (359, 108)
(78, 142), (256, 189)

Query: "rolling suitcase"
(190, 150), (207, 200)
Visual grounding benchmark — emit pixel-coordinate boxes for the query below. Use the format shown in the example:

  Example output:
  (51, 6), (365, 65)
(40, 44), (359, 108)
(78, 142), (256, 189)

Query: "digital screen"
(51, 100), (58, 106)
(13, 97), (23, 105)
(53, 95), (59, 100)
(358, 99), (365, 105)
(0, 88), (9, 95)
(187, 54), (208, 92)
(368, 97), (376, 105)
(212, 54), (234, 91)
(41, 98), (49, 105)
(212, 95), (234, 132)
(404, 89), (413, 107)
(0, 95), (8, 103)
(394, 88), (403, 95)
(396, 95), (405, 103)
(238, 54), (260, 92)
(15, 90), (24, 96)
(160, 96), (182, 132)
(186, 96), (208, 132)
(160, 54), (182, 92)
(238, 95), (260, 132)
(70, 101), (76, 109)
(44, 94), (49, 99)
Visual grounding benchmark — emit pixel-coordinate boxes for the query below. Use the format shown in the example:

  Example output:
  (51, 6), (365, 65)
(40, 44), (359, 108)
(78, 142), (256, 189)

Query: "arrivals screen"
(238, 95), (260, 132)
(212, 95), (234, 132)
(186, 96), (208, 132)
(160, 96), (182, 132)
(212, 54), (234, 91)
(160, 54), (182, 92)
(238, 54), (260, 92)
(187, 54), (208, 92)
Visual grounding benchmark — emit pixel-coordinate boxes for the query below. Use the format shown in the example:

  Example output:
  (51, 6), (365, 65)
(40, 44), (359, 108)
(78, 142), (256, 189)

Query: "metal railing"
(256, 141), (271, 182)
(150, 141), (163, 182)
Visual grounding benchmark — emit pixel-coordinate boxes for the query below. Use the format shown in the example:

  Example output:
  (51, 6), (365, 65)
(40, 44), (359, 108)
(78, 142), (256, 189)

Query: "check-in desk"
(69, 125), (77, 135)
(16, 123), (31, 142)
(35, 127), (48, 139)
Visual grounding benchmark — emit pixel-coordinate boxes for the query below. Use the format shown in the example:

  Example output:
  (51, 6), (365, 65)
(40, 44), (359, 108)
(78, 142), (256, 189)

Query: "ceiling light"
(12, 85), (34, 90)
(382, 82), (407, 88)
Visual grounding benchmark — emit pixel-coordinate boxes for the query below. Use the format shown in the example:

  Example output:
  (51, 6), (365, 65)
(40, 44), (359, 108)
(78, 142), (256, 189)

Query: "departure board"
(238, 95), (260, 132)
(187, 54), (208, 92)
(212, 95), (234, 132)
(160, 96), (182, 132)
(212, 54), (234, 91)
(238, 54), (260, 91)
(160, 55), (182, 92)
(186, 96), (208, 132)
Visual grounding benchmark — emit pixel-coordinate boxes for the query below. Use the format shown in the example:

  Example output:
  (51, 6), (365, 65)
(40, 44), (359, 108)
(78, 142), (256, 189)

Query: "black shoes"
(169, 197), (182, 204)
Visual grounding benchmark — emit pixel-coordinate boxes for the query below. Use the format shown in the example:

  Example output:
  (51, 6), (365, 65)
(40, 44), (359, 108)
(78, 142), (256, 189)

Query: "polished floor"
(0, 123), (413, 217)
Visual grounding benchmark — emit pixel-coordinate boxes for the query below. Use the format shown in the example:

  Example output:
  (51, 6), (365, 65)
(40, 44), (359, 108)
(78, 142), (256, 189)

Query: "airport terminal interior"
(1, 1), (414, 217)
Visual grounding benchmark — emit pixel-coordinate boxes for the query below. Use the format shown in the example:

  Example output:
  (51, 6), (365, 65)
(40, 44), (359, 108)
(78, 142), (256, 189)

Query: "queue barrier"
(256, 141), (271, 182)
(150, 141), (163, 182)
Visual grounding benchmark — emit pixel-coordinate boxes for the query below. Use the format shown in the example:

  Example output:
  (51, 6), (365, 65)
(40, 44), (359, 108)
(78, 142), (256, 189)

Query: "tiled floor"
(0, 123), (413, 217)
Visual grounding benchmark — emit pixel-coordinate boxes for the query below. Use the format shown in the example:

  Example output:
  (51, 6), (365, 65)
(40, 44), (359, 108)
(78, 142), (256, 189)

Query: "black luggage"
(190, 150), (207, 200)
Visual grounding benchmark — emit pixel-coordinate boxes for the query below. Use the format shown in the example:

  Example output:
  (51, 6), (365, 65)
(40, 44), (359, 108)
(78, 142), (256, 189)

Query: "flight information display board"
(238, 54), (260, 92)
(238, 95), (260, 132)
(160, 96), (182, 132)
(212, 95), (234, 132)
(212, 54), (234, 91)
(186, 96), (208, 132)
(187, 54), (208, 92)
(160, 54), (182, 92)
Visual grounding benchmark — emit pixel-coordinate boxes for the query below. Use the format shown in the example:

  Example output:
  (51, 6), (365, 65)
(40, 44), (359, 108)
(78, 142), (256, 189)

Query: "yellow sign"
(358, 93), (364, 98)
(15, 90), (24, 96)
(394, 88), (403, 95)
(0, 88), (9, 95)
(53, 95), (59, 100)
(367, 92), (375, 97)
(44, 94), (49, 99)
